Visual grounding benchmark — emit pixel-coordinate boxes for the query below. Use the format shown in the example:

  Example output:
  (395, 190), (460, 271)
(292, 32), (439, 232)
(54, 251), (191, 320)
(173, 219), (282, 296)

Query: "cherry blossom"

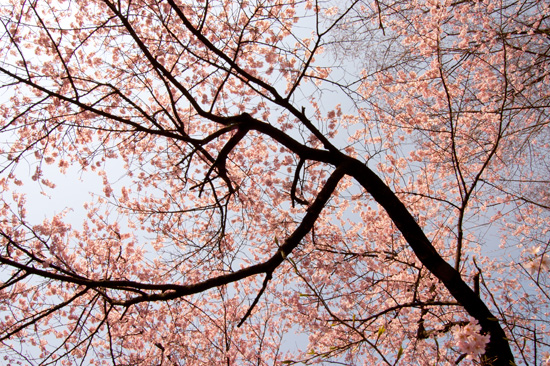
(0, 0), (548, 365)
(453, 320), (491, 360)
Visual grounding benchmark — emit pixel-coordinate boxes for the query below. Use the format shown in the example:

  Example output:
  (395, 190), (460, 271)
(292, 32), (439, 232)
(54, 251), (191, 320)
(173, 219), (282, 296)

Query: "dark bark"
(343, 156), (515, 366)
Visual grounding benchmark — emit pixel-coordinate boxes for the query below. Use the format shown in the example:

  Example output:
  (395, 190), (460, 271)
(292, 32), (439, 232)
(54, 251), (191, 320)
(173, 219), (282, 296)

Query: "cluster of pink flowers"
(453, 321), (491, 358)
(527, 246), (550, 274)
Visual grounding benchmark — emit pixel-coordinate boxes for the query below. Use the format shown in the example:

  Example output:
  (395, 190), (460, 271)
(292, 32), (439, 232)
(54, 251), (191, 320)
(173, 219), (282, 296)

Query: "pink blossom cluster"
(453, 321), (490, 359)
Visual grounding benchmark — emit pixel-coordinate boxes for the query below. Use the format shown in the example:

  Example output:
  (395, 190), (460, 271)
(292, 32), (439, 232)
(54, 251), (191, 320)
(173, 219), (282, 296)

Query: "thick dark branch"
(0, 255), (179, 293)
(199, 123), (250, 195)
(243, 116), (336, 163)
(290, 158), (309, 207)
(343, 156), (515, 366)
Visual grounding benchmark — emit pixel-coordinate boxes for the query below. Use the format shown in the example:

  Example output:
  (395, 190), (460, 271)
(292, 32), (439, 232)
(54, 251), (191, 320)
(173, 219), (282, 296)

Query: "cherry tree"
(0, 0), (548, 365)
